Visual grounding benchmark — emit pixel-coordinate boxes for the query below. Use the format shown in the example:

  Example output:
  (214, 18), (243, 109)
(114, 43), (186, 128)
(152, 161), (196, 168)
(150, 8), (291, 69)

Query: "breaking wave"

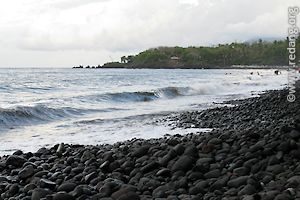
(80, 85), (225, 103)
(0, 105), (112, 129)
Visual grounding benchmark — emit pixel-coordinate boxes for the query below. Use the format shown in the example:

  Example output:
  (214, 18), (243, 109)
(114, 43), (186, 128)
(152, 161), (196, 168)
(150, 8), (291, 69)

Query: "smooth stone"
(63, 166), (72, 174)
(24, 183), (37, 193)
(274, 193), (292, 200)
(201, 144), (215, 153)
(131, 146), (149, 158)
(208, 138), (222, 145)
(233, 167), (249, 176)
(173, 144), (185, 155)
(266, 164), (284, 174)
(141, 162), (159, 173)
(238, 184), (257, 195)
(167, 195), (179, 200)
(13, 150), (23, 155)
(196, 158), (213, 166)
(262, 190), (280, 200)
(188, 172), (203, 181)
(85, 172), (98, 183)
(183, 144), (198, 157)
(249, 141), (265, 152)
(36, 147), (50, 155)
(159, 150), (176, 166)
(287, 176), (300, 185)
(171, 155), (193, 172)
(0, 176), (8, 182)
(210, 176), (229, 190)
(156, 168), (171, 177)
(34, 170), (49, 177)
(167, 138), (179, 146)
(289, 130), (300, 139)
(53, 192), (75, 200)
(5, 155), (27, 167)
(81, 150), (94, 163)
(18, 165), (35, 179)
(189, 181), (208, 195)
(204, 169), (220, 179)
(277, 142), (290, 153)
(111, 188), (140, 200)
(152, 185), (171, 198)
(56, 143), (65, 155)
(57, 182), (77, 192)
(227, 176), (249, 188)
(40, 179), (56, 190)
(31, 188), (51, 200)
(9, 184), (19, 195)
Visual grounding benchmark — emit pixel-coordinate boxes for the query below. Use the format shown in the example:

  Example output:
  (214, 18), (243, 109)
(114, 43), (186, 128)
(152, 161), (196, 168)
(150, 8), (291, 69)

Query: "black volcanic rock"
(18, 165), (34, 179)
(5, 155), (27, 167)
(171, 155), (194, 172)
(0, 86), (299, 199)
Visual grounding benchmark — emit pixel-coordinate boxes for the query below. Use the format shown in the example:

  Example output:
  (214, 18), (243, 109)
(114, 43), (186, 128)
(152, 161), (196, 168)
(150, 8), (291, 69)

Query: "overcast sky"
(0, 0), (298, 68)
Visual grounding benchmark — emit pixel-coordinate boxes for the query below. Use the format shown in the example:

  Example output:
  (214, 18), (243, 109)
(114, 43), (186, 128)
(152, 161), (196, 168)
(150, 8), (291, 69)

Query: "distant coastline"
(72, 65), (289, 69)
(73, 38), (299, 69)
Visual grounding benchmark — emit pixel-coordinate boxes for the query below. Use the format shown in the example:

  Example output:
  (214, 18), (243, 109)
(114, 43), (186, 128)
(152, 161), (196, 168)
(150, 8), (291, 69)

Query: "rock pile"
(0, 87), (299, 200)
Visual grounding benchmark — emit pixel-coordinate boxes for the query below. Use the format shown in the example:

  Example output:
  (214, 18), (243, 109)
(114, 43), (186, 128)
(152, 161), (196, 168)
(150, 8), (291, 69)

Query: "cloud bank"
(0, 0), (298, 67)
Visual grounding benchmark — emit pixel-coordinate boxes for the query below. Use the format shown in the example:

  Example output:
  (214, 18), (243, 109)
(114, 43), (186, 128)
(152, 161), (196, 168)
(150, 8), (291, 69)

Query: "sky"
(0, 0), (298, 68)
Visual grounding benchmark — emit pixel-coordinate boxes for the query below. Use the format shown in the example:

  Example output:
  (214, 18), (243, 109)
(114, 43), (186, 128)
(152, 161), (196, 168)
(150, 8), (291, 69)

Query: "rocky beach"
(0, 83), (299, 200)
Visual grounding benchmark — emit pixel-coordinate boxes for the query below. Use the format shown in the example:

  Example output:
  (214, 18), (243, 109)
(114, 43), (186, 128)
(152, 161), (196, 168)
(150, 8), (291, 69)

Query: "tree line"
(76, 37), (300, 69)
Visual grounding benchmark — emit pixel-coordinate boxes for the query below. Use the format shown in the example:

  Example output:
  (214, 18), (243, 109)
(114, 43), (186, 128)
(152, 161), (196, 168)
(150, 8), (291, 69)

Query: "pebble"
(0, 86), (299, 199)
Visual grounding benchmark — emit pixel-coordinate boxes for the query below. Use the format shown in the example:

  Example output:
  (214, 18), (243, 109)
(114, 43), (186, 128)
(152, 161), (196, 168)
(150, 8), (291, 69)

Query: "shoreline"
(0, 85), (299, 199)
(72, 66), (290, 70)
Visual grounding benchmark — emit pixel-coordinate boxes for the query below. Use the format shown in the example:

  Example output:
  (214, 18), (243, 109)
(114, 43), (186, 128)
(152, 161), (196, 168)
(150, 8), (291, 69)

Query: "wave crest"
(0, 105), (85, 129)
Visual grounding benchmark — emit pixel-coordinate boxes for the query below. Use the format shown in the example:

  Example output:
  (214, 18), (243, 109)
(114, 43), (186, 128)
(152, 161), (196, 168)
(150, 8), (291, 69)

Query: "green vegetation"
(103, 37), (300, 69)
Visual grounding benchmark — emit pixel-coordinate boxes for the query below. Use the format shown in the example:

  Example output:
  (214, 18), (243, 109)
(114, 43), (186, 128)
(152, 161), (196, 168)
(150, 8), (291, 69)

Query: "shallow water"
(0, 68), (288, 155)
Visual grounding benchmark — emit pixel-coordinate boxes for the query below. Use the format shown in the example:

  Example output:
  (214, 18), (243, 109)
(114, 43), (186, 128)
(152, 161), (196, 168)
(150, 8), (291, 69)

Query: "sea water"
(0, 68), (288, 155)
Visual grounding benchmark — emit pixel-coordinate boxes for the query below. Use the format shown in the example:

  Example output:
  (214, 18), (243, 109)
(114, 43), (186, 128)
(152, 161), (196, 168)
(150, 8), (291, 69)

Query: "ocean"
(0, 68), (288, 155)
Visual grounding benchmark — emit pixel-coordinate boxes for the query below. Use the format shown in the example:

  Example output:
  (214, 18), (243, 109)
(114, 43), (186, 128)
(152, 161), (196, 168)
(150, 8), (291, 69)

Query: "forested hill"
(75, 38), (300, 69)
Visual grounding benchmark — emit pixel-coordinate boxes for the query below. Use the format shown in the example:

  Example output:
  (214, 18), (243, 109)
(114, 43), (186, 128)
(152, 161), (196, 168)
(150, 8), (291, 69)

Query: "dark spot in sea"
(32, 135), (40, 138)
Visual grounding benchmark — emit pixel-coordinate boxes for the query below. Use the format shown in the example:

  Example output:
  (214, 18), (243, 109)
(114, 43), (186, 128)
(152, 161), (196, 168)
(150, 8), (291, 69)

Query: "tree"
(121, 56), (127, 63)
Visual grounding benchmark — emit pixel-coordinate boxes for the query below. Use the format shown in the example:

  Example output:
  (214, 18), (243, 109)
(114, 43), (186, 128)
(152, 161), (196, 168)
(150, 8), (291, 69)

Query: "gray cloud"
(0, 0), (298, 67)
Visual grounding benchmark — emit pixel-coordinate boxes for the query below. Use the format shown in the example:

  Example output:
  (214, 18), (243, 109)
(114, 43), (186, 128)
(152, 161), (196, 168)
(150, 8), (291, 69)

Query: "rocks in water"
(56, 143), (66, 156)
(0, 87), (299, 199)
